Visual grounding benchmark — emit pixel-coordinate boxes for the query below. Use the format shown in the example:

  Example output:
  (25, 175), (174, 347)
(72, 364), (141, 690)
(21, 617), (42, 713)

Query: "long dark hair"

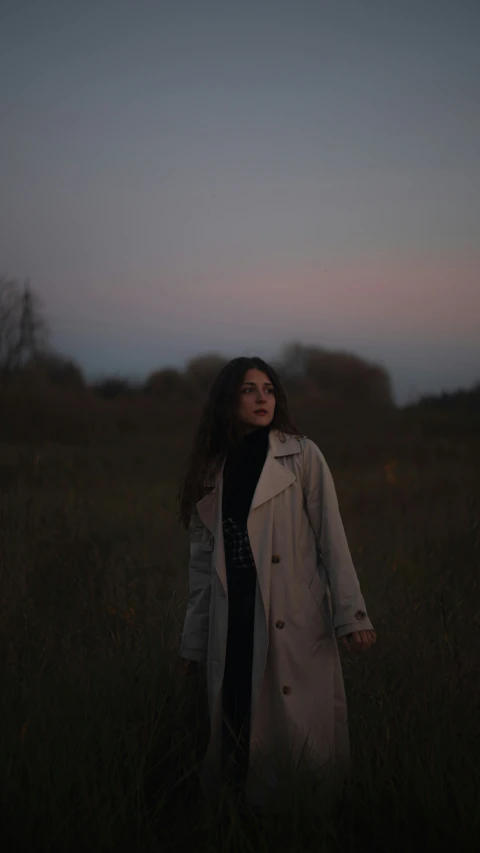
(176, 356), (303, 528)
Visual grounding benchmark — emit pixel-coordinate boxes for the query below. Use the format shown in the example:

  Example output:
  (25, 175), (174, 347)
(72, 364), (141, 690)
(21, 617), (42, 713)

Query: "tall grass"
(0, 406), (479, 852)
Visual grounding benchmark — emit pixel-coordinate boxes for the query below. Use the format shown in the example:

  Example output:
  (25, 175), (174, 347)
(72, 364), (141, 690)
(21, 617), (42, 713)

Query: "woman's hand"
(340, 629), (376, 652)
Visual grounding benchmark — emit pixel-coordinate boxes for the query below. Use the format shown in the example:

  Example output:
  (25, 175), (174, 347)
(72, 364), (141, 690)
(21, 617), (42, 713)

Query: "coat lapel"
(250, 451), (296, 511)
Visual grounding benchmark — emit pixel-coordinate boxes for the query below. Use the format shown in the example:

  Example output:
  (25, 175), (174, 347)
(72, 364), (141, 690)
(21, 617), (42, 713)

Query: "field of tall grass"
(0, 401), (479, 852)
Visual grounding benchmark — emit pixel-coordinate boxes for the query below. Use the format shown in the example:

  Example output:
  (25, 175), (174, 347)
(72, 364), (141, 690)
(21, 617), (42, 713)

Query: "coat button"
(275, 620), (285, 629)
(272, 554), (280, 564)
(282, 685), (292, 695)
(355, 610), (366, 620)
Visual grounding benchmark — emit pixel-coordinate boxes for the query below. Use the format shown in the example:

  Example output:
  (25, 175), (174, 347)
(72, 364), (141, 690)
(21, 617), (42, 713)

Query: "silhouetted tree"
(275, 342), (309, 378)
(0, 276), (48, 382)
(410, 380), (480, 413)
(92, 377), (134, 399)
(144, 367), (195, 400)
(272, 341), (310, 393)
(25, 351), (86, 391)
(275, 341), (394, 407)
(185, 353), (229, 392)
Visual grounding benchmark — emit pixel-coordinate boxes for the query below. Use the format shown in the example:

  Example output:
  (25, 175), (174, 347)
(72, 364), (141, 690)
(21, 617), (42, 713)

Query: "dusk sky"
(1, 0), (479, 405)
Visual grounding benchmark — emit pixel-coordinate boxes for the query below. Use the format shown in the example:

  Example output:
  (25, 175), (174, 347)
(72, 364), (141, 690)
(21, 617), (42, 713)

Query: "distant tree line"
(1, 274), (479, 413)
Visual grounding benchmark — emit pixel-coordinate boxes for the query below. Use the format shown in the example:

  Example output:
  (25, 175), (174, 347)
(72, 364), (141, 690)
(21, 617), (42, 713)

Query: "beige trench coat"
(179, 429), (374, 811)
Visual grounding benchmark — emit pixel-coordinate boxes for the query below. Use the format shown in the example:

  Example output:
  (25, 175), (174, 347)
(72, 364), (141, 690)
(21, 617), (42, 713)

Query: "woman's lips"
(254, 410), (268, 414)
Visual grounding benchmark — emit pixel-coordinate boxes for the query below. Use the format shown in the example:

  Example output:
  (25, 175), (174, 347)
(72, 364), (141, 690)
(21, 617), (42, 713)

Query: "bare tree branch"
(0, 275), (49, 381)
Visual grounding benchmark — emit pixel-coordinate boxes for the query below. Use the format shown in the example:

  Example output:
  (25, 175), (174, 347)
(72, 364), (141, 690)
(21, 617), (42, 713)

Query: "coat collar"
(195, 429), (302, 533)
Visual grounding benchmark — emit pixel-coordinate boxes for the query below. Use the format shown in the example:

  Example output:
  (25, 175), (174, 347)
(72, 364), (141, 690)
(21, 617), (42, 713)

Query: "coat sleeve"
(178, 506), (214, 662)
(301, 438), (374, 639)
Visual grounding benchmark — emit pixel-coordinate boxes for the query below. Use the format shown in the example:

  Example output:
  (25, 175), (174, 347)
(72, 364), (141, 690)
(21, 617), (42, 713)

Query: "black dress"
(221, 424), (271, 785)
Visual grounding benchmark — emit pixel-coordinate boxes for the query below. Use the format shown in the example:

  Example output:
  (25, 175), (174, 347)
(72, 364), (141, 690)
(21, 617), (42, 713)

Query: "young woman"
(177, 356), (376, 813)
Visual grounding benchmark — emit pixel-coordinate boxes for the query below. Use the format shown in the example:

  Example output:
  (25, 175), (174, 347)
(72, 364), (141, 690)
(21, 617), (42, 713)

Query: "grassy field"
(0, 404), (479, 852)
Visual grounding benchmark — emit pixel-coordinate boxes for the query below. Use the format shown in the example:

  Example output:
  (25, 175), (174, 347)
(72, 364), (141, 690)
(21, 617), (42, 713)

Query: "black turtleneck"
(220, 424), (271, 780)
(222, 424), (271, 525)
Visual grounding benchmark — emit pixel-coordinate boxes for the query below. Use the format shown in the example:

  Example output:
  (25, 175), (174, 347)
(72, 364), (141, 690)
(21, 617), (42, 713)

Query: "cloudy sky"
(1, 0), (479, 405)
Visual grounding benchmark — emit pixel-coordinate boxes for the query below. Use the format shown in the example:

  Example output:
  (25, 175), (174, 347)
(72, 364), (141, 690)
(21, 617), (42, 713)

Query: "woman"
(176, 356), (376, 813)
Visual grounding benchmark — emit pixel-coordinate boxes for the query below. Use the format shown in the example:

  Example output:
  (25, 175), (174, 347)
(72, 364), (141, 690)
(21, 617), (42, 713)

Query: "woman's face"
(236, 368), (276, 434)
